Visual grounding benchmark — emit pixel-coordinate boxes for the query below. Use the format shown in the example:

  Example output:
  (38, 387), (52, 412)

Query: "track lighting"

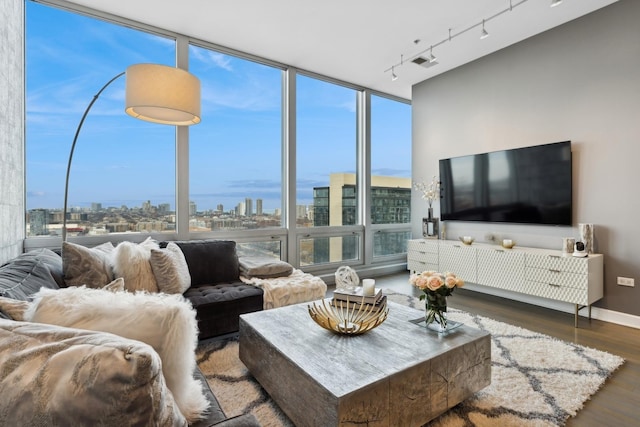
(385, 0), (564, 76)
(480, 19), (489, 39)
(428, 46), (437, 63)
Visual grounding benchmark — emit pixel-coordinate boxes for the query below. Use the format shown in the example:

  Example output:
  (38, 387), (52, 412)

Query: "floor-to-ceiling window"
(188, 44), (283, 257)
(296, 74), (358, 266)
(25, 2), (176, 238)
(24, 1), (411, 275)
(370, 94), (412, 258)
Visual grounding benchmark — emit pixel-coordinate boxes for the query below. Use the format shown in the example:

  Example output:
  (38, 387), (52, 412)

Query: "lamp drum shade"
(125, 63), (201, 125)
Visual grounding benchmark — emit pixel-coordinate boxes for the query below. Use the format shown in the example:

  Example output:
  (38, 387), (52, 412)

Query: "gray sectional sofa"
(0, 242), (261, 426)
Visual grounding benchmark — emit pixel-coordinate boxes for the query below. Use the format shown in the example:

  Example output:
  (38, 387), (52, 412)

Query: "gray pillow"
(239, 256), (293, 279)
(150, 242), (191, 294)
(62, 241), (114, 287)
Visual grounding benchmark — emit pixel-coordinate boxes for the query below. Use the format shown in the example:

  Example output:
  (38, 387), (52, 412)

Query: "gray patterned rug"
(196, 291), (624, 426)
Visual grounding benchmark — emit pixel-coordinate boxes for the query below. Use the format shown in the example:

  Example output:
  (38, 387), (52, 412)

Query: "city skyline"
(25, 2), (411, 215)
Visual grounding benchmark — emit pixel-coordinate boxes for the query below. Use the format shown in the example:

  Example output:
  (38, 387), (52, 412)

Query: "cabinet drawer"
(526, 253), (588, 274)
(408, 259), (438, 273)
(477, 249), (525, 291)
(525, 267), (587, 290)
(439, 243), (476, 283)
(522, 280), (588, 305)
(407, 239), (438, 254)
(407, 250), (438, 265)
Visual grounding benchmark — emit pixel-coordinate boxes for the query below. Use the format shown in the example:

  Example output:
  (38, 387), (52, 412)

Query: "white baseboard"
(464, 283), (640, 330)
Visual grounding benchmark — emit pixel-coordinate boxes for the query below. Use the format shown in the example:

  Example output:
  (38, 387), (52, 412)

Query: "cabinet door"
(407, 240), (438, 273)
(439, 243), (476, 283)
(477, 248), (525, 292)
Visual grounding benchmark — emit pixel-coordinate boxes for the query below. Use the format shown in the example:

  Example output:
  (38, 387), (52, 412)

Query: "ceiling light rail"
(385, 0), (561, 78)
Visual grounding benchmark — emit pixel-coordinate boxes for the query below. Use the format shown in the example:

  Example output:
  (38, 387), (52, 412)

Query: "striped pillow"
(150, 242), (191, 294)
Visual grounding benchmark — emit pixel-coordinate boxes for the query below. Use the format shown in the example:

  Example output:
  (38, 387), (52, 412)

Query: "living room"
(1, 0), (639, 426)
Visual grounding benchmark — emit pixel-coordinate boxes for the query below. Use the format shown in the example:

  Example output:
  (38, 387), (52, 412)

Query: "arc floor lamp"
(62, 63), (201, 241)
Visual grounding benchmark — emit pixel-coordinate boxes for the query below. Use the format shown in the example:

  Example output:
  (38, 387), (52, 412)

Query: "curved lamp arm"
(62, 72), (125, 242)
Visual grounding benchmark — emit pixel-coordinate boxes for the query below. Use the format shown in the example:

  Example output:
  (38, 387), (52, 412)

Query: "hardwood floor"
(370, 272), (640, 427)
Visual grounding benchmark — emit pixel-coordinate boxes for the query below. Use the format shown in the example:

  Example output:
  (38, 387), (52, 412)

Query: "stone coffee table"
(239, 301), (490, 426)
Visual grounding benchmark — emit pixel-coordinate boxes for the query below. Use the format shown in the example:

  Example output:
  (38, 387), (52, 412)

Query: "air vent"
(412, 57), (439, 68)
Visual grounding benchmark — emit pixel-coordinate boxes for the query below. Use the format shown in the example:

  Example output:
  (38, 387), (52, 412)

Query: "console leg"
(589, 305), (592, 321)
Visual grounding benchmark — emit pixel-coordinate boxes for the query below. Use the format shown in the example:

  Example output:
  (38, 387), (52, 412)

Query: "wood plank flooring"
(368, 272), (640, 427)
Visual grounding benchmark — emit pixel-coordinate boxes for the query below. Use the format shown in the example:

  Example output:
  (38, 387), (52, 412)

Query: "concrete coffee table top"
(239, 300), (491, 427)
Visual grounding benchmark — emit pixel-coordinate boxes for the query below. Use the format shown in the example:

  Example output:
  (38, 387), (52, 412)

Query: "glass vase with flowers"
(409, 271), (464, 332)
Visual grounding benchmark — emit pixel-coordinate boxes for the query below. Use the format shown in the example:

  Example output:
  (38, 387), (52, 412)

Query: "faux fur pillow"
(0, 277), (125, 321)
(62, 241), (114, 287)
(149, 242), (191, 294)
(23, 286), (208, 423)
(112, 237), (159, 293)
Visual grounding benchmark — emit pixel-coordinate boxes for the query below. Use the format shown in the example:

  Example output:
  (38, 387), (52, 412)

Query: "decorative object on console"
(62, 63), (201, 241)
(415, 176), (441, 239)
(501, 239), (516, 249)
(579, 223), (594, 253)
(409, 271), (464, 333)
(573, 241), (588, 258)
(334, 265), (359, 292)
(459, 236), (475, 245)
(562, 237), (576, 254)
(307, 297), (388, 335)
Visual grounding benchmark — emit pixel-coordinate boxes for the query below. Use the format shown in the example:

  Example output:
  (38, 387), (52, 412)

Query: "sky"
(25, 2), (411, 214)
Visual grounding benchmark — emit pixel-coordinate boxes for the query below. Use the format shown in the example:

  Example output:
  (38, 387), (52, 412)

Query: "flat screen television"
(439, 141), (572, 226)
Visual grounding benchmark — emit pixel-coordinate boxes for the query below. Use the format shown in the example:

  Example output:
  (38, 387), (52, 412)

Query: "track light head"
(391, 67), (398, 81)
(480, 20), (489, 40)
(551, 0), (563, 7)
(428, 46), (437, 63)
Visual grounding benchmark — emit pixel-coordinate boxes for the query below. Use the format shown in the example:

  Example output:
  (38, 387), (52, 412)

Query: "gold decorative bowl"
(307, 299), (389, 335)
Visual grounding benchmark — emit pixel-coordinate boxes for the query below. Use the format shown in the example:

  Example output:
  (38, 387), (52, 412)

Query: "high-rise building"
(189, 201), (197, 216)
(216, 204), (224, 213)
(28, 209), (49, 236)
(158, 203), (171, 214)
(245, 198), (253, 216)
(91, 202), (102, 212)
(313, 173), (411, 263)
(296, 205), (308, 219)
(256, 199), (263, 216)
(142, 200), (152, 211)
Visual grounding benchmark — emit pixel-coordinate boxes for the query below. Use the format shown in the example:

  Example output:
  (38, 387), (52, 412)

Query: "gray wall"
(0, 0), (25, 264)
(412, 0), (640, 316)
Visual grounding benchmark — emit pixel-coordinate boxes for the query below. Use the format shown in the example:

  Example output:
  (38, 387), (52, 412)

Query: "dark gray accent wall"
(412, 0), (640, 316)
(0, 0), (25, 263)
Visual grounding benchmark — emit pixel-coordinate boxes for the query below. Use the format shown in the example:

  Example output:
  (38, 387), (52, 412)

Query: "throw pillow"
(0, 318), (187, 426)
(239, 256), (294, 278)
(62, 241), (114, 287)
(149, 242), (191, 294)
(112, 237), (160, 293)
(23, 286), (208, 423)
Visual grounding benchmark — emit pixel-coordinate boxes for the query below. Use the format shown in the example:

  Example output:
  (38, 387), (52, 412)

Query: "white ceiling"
(63, 0), (618, 100)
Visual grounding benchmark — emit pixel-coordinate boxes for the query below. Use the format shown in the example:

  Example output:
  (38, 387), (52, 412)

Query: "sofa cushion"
(150, 242), (191, 294)
(167, 240), (240, 286)
(23, 286), (209, 423)
(184, 283), (263, 339)
(0, 254), (61, 303)
(0, 318), (187, 426)
(62, 241), (114, 287)
(4, 248), (65, 287)
(112, 238), (159, 293)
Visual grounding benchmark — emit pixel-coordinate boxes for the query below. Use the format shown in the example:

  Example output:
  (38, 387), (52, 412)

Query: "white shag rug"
(196, 291), (624, 427)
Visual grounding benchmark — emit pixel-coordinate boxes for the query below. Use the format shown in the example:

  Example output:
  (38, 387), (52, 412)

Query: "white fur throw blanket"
(240, 269), (327, 309)
(21, 286), (208, 423)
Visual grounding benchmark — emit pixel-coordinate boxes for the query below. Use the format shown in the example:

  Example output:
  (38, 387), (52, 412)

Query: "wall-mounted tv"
(439, 141), (572, 226)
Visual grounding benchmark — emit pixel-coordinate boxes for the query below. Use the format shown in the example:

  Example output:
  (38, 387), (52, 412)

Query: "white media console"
(407, 239), (604, 327)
